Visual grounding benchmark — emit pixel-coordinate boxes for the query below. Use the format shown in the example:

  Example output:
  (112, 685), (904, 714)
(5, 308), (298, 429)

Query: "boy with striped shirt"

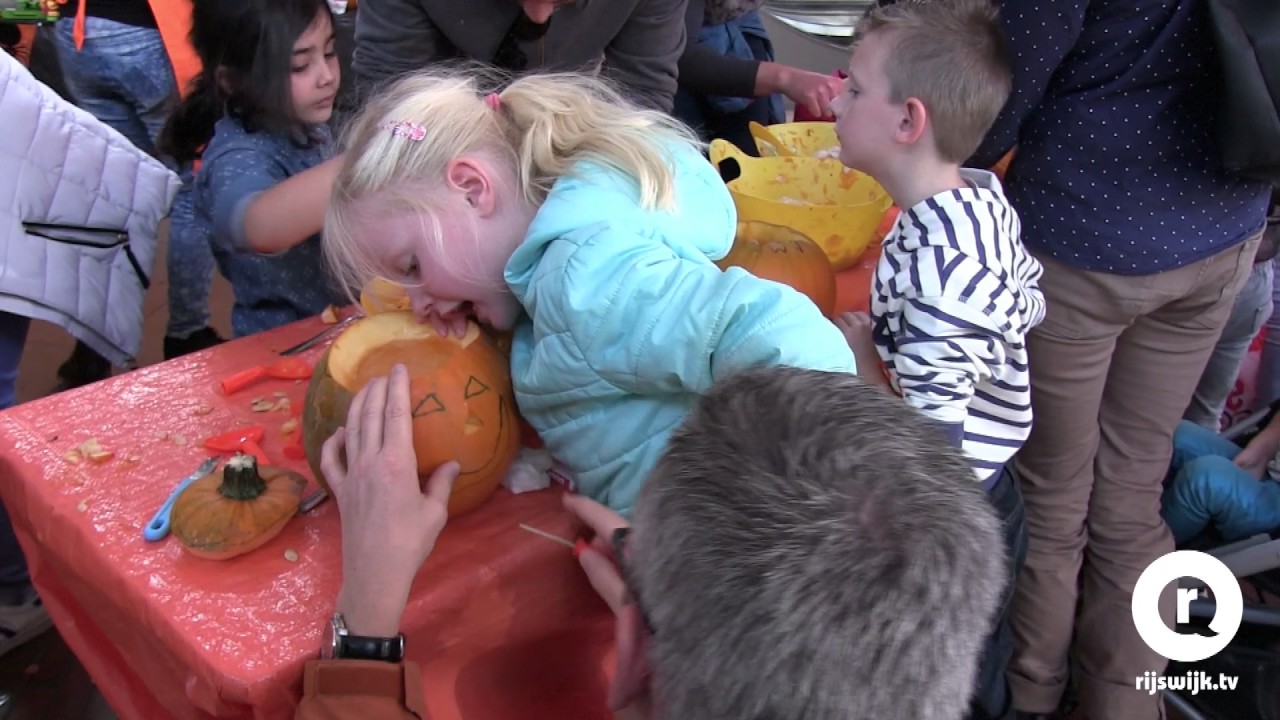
(830, 1), (1045, 718)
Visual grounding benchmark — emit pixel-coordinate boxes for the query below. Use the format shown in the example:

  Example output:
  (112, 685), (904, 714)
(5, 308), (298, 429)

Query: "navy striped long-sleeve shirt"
(872, 169), (1046, 487)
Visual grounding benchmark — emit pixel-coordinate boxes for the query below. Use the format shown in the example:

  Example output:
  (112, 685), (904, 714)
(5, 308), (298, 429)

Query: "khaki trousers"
(1009, 235), (1259, 719)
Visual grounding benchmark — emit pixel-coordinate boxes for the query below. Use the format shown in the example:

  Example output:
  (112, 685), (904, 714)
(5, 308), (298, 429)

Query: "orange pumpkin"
(716, 221), (838, 317)
(170, 454), (307, 560)
(360, 277), (412, 315)
(301, 311), (520, 516)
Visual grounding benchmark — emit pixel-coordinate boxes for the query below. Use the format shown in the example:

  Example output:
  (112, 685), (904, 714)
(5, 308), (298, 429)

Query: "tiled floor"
(1, 224), (234, 720)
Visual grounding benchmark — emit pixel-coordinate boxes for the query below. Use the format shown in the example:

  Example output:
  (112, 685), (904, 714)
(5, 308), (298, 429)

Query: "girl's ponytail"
(157, 71), (222, 166)
(497, 73), (699, 211)
(327, 69), (701, 297)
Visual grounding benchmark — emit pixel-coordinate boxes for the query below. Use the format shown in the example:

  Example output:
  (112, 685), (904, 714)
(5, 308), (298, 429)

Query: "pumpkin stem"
(219, 454), (267, 501)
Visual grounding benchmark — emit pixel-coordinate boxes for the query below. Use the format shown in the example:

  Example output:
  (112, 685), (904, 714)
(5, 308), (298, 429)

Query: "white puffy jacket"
(0, 51), (179, 367)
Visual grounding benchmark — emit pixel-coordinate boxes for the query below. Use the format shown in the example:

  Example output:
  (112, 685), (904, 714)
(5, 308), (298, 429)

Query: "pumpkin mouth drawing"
(302, 312), (520, 516)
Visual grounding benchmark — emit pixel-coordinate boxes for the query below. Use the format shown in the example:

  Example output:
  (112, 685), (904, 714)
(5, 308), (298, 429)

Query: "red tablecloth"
(0, 317), (617, 720)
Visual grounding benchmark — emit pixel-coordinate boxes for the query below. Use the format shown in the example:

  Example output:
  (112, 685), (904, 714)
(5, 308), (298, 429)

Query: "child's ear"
(445, 158), (496, 215)
(896, 97), (930, 147)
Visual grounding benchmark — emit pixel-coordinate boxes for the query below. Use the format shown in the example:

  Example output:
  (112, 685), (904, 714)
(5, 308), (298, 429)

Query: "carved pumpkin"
(301, 311), (520, 516)
(170, 454), (307, 560)
(360, 277), (412, 315)
(716, 221), (838, 317)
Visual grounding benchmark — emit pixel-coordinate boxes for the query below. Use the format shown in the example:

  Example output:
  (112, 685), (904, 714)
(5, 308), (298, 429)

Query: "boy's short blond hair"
(856, 0), (1011, 163)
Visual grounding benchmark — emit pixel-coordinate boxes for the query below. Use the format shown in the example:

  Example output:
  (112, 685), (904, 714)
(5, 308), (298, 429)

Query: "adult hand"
(321, 363), (460, 636)
(778, 68), (844, 119)
(563, 493), (630, 614)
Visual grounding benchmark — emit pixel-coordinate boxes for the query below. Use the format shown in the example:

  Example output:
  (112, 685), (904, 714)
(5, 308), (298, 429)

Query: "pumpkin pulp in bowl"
(709, 139), (892, 271)
(301, 312), (520, 516)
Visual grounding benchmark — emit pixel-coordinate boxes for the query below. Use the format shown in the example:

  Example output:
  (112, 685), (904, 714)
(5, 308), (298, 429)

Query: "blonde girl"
(324, 69), (856, 515)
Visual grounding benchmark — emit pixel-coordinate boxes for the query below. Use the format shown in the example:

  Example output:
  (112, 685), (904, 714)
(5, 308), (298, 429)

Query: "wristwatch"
(321, 613), (406, 663)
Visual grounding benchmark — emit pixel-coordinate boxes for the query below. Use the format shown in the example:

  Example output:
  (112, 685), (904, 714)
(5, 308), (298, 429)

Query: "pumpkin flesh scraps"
(324, 313), (476, 389)
(170, 454), (306, 560)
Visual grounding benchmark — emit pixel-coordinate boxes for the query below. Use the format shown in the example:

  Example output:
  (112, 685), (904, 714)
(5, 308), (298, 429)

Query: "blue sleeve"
(936, 420), (965, 448)
(968, 0), (1090, 168)
(200, 147), (288, 254)
(545, 231), (857, 395)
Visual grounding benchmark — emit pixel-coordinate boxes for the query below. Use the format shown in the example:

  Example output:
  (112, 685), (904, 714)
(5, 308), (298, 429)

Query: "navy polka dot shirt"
(970, 0), (1271, 276)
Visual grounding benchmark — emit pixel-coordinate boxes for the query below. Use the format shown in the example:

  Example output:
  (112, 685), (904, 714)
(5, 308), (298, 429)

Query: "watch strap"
(339, 632), (406, 663)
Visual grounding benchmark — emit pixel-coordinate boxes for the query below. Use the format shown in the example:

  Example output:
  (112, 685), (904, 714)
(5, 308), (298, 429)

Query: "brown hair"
(855, 0), (1011, 163)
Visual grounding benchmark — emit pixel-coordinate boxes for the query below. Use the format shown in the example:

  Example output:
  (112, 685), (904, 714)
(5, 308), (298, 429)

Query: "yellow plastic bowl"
(750, 121), (843, 159)
(710, 139), (892, 270)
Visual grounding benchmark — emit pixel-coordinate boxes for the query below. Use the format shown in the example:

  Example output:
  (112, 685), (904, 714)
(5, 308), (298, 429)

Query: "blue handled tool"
(143, 457), (221, 542)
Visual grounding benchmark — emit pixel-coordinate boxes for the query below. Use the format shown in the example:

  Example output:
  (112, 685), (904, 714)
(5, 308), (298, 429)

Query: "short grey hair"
(631, 367), (1006, 720)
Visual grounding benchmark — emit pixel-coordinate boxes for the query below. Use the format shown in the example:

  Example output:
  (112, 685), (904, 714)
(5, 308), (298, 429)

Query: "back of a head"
(856, 0), (1011, 163)
(324, 68), (697, 299)
(631, 368), (1006, 720)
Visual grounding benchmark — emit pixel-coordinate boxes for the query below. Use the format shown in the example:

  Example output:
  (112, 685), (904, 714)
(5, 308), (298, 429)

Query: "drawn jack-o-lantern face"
(302, 312), (520, 516)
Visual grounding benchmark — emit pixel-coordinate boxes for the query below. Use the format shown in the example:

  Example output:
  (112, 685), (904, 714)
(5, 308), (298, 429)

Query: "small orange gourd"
(170, 454), (307, 560)
(716, 221), (838, 317)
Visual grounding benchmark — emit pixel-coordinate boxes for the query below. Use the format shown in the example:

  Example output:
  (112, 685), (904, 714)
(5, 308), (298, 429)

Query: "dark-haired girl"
(165, 0), (344, 337)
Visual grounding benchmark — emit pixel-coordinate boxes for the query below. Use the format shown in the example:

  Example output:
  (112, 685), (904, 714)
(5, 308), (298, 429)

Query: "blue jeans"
(0, 313), (30, 587)
(52, 17), (175, 155)
(54, 19), (215, 339)
(1163, 420), (1280, 544)
(1184, 260), (1274, 429)
(167, 168), (216, 338)
(967, 464), (1029, 720)
(1258, 259), (1280, 406)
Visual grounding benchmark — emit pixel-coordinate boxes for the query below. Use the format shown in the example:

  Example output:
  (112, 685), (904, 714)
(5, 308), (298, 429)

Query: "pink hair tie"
(484, 92), (502, 112)
(382, 119), (426, 142)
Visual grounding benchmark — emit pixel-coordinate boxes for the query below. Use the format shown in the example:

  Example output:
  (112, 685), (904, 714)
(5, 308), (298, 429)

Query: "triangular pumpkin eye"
(464, 376), (491, 399)
(412, 393), (446, 417)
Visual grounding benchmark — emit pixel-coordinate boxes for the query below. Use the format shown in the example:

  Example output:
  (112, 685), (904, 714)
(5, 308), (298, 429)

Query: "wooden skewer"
(518, 523), (574, 548)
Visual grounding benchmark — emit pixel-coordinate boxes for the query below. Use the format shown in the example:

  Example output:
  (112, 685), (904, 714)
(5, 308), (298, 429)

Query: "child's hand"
(835, 312), (886, 383)
(563, 493), (630, 614)
(1233, 446), (1271, 479)
(1236, 434), (1280, 479)
(422, 308), (472, 339)
(1236, 414), (1280, 479)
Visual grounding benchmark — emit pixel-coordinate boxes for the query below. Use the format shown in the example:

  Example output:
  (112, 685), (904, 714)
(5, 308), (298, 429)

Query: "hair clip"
(483, 92), (502, 112)
(381, 119), (426, 142)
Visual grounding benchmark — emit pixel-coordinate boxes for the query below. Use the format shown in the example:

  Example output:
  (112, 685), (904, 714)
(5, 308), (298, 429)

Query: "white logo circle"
(1132, 551), (1243, 663)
